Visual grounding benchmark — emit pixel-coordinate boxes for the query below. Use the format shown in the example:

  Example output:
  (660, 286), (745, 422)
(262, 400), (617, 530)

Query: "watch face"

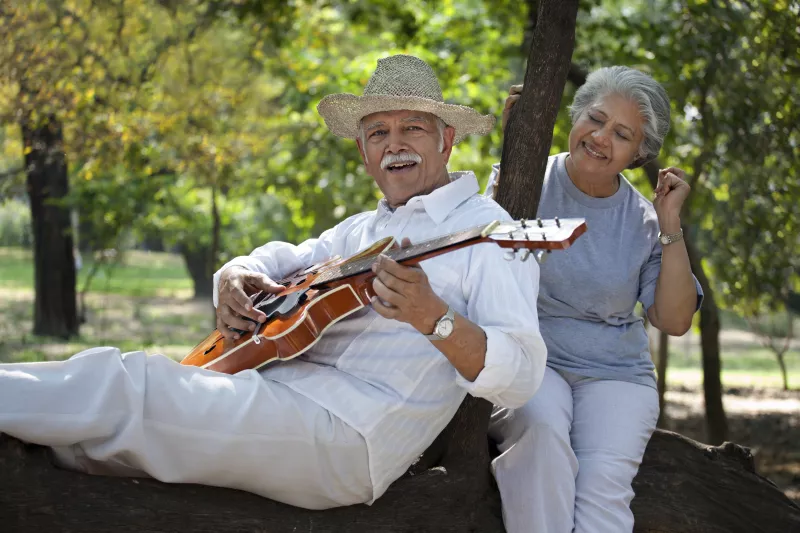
(660, 234), (670, 245)
(436, 318), (454, 338)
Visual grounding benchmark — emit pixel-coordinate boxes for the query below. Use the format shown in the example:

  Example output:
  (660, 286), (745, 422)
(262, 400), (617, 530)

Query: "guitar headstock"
(482, 218), (587, 252)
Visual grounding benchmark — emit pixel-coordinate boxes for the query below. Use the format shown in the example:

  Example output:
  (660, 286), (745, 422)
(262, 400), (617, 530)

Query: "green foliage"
(568, 0), (800, 318)
(0, 199), (32, 247)
(0, 0), (529, 273)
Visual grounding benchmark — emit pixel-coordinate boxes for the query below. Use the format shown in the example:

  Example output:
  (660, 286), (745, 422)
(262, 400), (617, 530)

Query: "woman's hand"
(653, 167), (691, 229)
(502, 84), (523, 133)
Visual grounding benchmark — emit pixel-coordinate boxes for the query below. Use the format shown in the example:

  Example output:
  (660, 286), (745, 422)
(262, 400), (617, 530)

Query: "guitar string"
(311, 224), (488, 287)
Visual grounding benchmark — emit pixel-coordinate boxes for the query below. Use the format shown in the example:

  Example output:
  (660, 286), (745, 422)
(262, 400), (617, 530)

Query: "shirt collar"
(377, 171), (479, 225)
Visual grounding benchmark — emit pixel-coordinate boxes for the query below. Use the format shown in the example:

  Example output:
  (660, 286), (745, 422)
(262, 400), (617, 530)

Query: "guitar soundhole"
(204, 344), (217, 356)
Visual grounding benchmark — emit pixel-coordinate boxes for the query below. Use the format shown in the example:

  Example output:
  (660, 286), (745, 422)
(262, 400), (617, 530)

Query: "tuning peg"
(503, 250), (517, 261)
(534, 250), (549, 264)
(521, 219), (528, 228)
(519, 249), (531, 262)
(554, 216), (561, 228)
(537, 217), (543, 228)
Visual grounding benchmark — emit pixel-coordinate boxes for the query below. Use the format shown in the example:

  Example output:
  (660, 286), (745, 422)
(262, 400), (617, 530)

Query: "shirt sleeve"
(482, 163), (501, 198)
(454, 240), (548, 409)
(638, 239), (704, 312)
(212, 226), (338, 308)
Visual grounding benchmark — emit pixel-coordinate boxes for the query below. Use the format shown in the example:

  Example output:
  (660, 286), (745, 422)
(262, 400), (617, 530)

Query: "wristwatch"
(658, 228), (684, 245)
(425, 306), (456, 341)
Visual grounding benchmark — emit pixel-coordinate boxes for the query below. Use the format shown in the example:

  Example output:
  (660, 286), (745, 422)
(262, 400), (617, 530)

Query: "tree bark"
(21, 116), (78, 339)
(656, 329), (669, 427)
(180, 244), (214, 299)
(3, 429), (798, 533)
(495, 0), (580, 218)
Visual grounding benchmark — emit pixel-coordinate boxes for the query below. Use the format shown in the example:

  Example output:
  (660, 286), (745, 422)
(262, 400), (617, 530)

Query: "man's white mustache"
(380, 152), (422, 170)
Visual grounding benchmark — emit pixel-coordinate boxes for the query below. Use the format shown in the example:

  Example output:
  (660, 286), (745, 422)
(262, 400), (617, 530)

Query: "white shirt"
(213, 171), (547, 501)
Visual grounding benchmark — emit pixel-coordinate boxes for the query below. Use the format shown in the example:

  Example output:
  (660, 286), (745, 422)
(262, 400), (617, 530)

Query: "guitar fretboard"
(311, 224), (488, 287)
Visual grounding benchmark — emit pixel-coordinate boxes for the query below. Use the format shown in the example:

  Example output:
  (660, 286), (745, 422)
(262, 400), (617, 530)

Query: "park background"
(0, 0), (798, 505)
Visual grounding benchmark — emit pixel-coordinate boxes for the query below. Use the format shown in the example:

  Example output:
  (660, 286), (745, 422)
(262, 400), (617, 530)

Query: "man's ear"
(356, 138), (367, 165)
(441, 126), (456, 164)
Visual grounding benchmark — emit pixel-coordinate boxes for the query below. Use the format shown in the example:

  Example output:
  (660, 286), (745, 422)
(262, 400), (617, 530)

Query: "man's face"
(357, 110), (455, 208)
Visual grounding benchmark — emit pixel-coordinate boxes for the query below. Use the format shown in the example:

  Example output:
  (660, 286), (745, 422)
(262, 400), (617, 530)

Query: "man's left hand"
(370, 252), (447, 335)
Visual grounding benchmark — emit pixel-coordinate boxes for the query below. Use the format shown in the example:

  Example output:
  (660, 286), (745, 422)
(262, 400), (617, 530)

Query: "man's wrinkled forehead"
(362, 110), (438, 131)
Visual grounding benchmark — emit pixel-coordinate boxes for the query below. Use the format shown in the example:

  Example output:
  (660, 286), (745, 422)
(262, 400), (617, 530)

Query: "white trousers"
(489, 367), (659, 533)
(0, 347), (372, 510)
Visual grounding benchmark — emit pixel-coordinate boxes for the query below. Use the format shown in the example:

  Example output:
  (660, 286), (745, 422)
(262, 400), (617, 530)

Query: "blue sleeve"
(638, 240), (704, 312)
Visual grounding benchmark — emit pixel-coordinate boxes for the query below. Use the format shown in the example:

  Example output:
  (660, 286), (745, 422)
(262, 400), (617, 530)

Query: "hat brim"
(317, 94), (496, 144)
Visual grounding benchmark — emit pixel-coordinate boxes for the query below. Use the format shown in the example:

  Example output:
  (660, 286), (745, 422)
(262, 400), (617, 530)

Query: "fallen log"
(1, 396), (798, 533)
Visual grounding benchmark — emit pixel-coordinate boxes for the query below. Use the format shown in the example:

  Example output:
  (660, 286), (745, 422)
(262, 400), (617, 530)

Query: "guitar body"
(181, 238), (394, 374)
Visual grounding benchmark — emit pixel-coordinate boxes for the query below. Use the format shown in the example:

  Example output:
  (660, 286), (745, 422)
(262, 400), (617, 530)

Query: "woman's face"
(568, 93), (646, 177)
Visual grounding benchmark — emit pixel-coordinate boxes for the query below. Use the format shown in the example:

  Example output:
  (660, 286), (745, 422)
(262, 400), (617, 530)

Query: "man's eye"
(370, 130), (386, 137)
(407, 126), (422, 131)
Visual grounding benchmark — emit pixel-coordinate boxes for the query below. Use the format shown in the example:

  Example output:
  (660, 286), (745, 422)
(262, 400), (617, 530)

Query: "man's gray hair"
(358, 115), (447, 164)
(569, 66), (671, 168)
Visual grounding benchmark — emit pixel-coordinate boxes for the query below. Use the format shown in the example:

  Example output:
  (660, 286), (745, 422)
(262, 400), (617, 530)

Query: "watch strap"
(424, 306), (455, 341)
(659, 228), (684, 245)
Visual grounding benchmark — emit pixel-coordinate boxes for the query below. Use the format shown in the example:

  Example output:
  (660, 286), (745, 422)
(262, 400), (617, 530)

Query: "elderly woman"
(486, 66), (703, 533)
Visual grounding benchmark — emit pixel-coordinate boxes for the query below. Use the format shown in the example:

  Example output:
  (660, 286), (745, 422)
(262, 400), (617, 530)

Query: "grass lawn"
(665, 336), (800, 389)
(0, 246), (193, 298)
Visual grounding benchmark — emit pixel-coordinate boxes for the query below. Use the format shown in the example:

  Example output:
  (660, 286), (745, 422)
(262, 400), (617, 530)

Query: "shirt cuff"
(454, 327), (524, 402)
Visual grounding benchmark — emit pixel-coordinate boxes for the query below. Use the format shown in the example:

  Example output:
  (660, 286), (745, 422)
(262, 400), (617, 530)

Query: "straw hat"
(317, 55), (495, 144)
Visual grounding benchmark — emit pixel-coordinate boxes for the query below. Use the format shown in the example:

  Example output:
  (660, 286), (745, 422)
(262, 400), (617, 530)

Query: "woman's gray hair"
(569, 66), (671, 168)
(357, 115), (447, 164)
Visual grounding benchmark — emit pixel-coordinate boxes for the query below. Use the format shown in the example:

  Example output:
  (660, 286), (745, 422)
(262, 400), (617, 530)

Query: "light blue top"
(485, 153), (703, 388)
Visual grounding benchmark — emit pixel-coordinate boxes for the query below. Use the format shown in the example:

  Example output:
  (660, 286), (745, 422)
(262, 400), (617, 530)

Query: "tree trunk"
(180, 244), (214, 299)
(21, 117), (78, 339)
(778, 351), (789, 391)
(656, 329), (669, 427)
(3, 429), (798, 533)
(495, 0), (580, 218)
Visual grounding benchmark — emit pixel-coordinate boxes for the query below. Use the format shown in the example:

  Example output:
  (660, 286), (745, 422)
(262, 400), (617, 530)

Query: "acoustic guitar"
(181, 217), (587, 374)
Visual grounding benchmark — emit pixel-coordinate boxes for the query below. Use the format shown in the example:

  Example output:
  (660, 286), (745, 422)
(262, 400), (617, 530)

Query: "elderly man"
(0, 55), (546, 510)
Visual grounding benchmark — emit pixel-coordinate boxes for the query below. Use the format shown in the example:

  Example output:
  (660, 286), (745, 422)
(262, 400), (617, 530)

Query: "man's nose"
(385, 129), (406, 153)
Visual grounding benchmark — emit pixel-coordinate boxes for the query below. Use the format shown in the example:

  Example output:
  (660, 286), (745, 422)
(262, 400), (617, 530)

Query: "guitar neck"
(310, 224), (491, 288)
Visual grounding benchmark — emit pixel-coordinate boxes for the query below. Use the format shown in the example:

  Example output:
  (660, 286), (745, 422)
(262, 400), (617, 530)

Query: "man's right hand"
(216, 266), (284, 341)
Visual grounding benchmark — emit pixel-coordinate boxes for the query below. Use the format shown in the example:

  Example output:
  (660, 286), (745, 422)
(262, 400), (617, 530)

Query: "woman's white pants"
(489, 367), (659, 533)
